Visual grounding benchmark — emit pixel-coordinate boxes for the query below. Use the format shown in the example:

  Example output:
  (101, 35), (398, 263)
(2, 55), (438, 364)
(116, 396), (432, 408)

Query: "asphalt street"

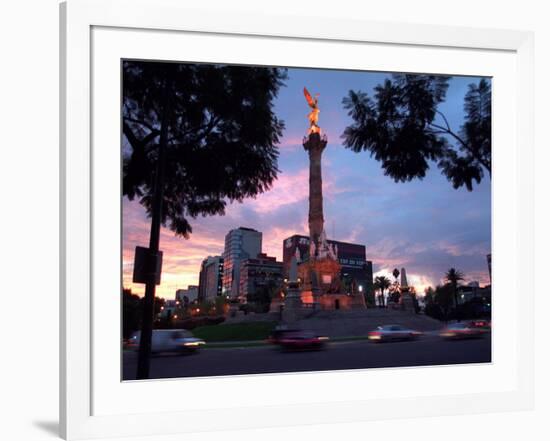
(123, 333), (491, 380)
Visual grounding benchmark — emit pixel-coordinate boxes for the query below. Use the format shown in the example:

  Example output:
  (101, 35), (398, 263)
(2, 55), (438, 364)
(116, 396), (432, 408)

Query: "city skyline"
(123, 67), (491, 299)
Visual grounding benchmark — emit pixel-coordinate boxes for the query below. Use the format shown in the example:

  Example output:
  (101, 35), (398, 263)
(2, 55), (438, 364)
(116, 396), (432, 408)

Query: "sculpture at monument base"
(298, 258), (342, 298)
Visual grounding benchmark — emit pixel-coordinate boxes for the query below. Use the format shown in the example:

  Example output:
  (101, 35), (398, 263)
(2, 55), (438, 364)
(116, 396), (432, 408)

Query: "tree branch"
(123, 122), (159, 152)
(429, 123), (469, 150)
(428, 122), (491, 175)
(123, 116), (158, 133)
(435, 110), (451, 132)
(175, 115), (222, 143)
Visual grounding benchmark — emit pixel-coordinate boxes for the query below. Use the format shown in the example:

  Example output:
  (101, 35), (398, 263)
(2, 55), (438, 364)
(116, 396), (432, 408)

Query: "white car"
(368, 325), (422, 342)
(127, 329), (205, 354)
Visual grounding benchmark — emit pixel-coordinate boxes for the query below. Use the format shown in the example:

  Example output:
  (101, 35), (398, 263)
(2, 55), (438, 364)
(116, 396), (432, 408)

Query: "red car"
(440, 323), (484, 340)
(267, 328), (300, 345)
(272, 330), (329, 350)
(469, 319), (491, 331)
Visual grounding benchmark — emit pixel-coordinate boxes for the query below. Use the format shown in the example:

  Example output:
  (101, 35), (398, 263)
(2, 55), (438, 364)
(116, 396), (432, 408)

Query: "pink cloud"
(437, 240), (490, 257)
(365, 238), (412, 268)
(277, 137), (305, 151)
(244, 165), (350, 215)
(248, 169), (309, 213)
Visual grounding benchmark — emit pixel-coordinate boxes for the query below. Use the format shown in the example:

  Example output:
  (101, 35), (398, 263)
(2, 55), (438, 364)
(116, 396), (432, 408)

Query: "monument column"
(303, 132), (327, 253)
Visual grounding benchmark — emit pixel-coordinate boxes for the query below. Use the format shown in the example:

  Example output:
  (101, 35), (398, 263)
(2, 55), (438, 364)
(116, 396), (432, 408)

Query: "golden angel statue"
(303, 87), (321, 134)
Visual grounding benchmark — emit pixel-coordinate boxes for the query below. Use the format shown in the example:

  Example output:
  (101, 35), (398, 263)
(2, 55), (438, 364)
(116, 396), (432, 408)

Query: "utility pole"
(136, 79), (170, 380)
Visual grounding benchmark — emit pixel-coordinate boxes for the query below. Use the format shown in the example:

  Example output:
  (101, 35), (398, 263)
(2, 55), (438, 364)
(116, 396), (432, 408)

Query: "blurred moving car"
(127, 329), (205, 354)
(439, 322), (484, 340)
(270, 329), (329, 350)
(469, 319), (491, 331)
(267, 327), (300, 345)
(367, 325), (422, 342)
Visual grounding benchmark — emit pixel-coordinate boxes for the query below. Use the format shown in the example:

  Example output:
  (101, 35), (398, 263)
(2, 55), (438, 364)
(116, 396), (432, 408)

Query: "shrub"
(155, 316), (226, 330)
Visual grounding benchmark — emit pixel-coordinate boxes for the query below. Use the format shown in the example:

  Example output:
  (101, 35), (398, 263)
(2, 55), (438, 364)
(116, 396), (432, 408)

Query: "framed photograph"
(60, 0), (534, 439)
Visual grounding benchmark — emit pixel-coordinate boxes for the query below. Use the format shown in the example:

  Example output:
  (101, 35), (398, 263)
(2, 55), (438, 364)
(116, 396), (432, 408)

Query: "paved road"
(123, 333), (491, 380)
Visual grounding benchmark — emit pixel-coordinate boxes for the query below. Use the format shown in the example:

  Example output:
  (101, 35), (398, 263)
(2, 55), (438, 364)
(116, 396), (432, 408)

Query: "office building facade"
(222, 227), (262, 299)
(198, 256), (224, 302)
(239, 253), (284, 303)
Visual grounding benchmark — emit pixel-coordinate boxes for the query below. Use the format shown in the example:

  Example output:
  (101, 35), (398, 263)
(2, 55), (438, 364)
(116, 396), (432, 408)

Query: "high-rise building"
(222, 227), (262, 299)
(282, 234), (374, 297)
(239, 253), (283, 303)
(198, 256), (224, 302)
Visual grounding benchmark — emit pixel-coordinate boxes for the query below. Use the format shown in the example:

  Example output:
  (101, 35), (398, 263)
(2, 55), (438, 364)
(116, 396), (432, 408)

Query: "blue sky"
(123, 67), (491, 298)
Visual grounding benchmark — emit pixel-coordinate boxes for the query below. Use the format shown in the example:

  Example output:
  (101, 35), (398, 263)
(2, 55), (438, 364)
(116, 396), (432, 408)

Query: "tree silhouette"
(122, 288), (141, 340)
(121, 289), (166, 339)
(434, 283), (455, 322)
(248, 279), (279, 313)
(123, 61), (287, 237)
(424, 286), (435, 306)
(445, 267), (465, 310)
(123, 60), (287, 378)
(374, 275), (391, 307)
(342, 75), (491, 191)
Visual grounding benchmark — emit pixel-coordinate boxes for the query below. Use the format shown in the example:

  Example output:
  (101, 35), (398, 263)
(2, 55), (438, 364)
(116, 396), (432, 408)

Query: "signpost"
(132, 246), (163, 285)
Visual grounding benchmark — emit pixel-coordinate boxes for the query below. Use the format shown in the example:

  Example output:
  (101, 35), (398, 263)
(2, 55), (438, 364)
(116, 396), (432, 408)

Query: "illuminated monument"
(287, 88), (365, 312)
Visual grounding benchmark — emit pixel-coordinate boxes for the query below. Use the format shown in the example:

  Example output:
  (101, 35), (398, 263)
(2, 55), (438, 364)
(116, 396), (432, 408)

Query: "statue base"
(298, 257), (342, 295)
(282, 284), (303, 323)
(296, 258), (366, 311)
(400, 288), (415, 312)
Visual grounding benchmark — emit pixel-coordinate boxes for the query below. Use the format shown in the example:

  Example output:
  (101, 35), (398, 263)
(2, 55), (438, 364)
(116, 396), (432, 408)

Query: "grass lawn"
(192, 321), (278, 342)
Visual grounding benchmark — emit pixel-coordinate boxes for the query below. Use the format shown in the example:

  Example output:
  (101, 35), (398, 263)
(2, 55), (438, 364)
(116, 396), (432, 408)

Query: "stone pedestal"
(400, 288), (415, 311)
(269, 295), (284, 314)
(282, 283), (303, 324)
(298, 258), (342, 296)
(350, 291), (367, 309)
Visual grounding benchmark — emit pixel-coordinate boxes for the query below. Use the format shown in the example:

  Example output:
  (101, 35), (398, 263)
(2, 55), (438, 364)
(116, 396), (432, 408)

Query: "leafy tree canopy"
(123, 61), (287, 237)
(342, 74), (491, 190)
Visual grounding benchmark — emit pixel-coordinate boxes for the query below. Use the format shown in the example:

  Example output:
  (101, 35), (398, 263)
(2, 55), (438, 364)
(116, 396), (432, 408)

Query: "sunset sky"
(123, 67), (492, 299)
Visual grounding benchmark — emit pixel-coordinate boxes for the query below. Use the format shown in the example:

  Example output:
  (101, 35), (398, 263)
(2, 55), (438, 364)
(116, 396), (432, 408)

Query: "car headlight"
(183, 341), (204, 347)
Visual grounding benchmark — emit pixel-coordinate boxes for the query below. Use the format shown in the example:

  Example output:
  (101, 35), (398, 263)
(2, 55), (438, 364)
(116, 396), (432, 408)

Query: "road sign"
(132, 246), (163, 285)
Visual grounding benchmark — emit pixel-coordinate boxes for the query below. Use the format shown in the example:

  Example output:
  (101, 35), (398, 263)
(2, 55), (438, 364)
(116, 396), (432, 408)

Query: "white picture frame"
(60, 0), (534, 439)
